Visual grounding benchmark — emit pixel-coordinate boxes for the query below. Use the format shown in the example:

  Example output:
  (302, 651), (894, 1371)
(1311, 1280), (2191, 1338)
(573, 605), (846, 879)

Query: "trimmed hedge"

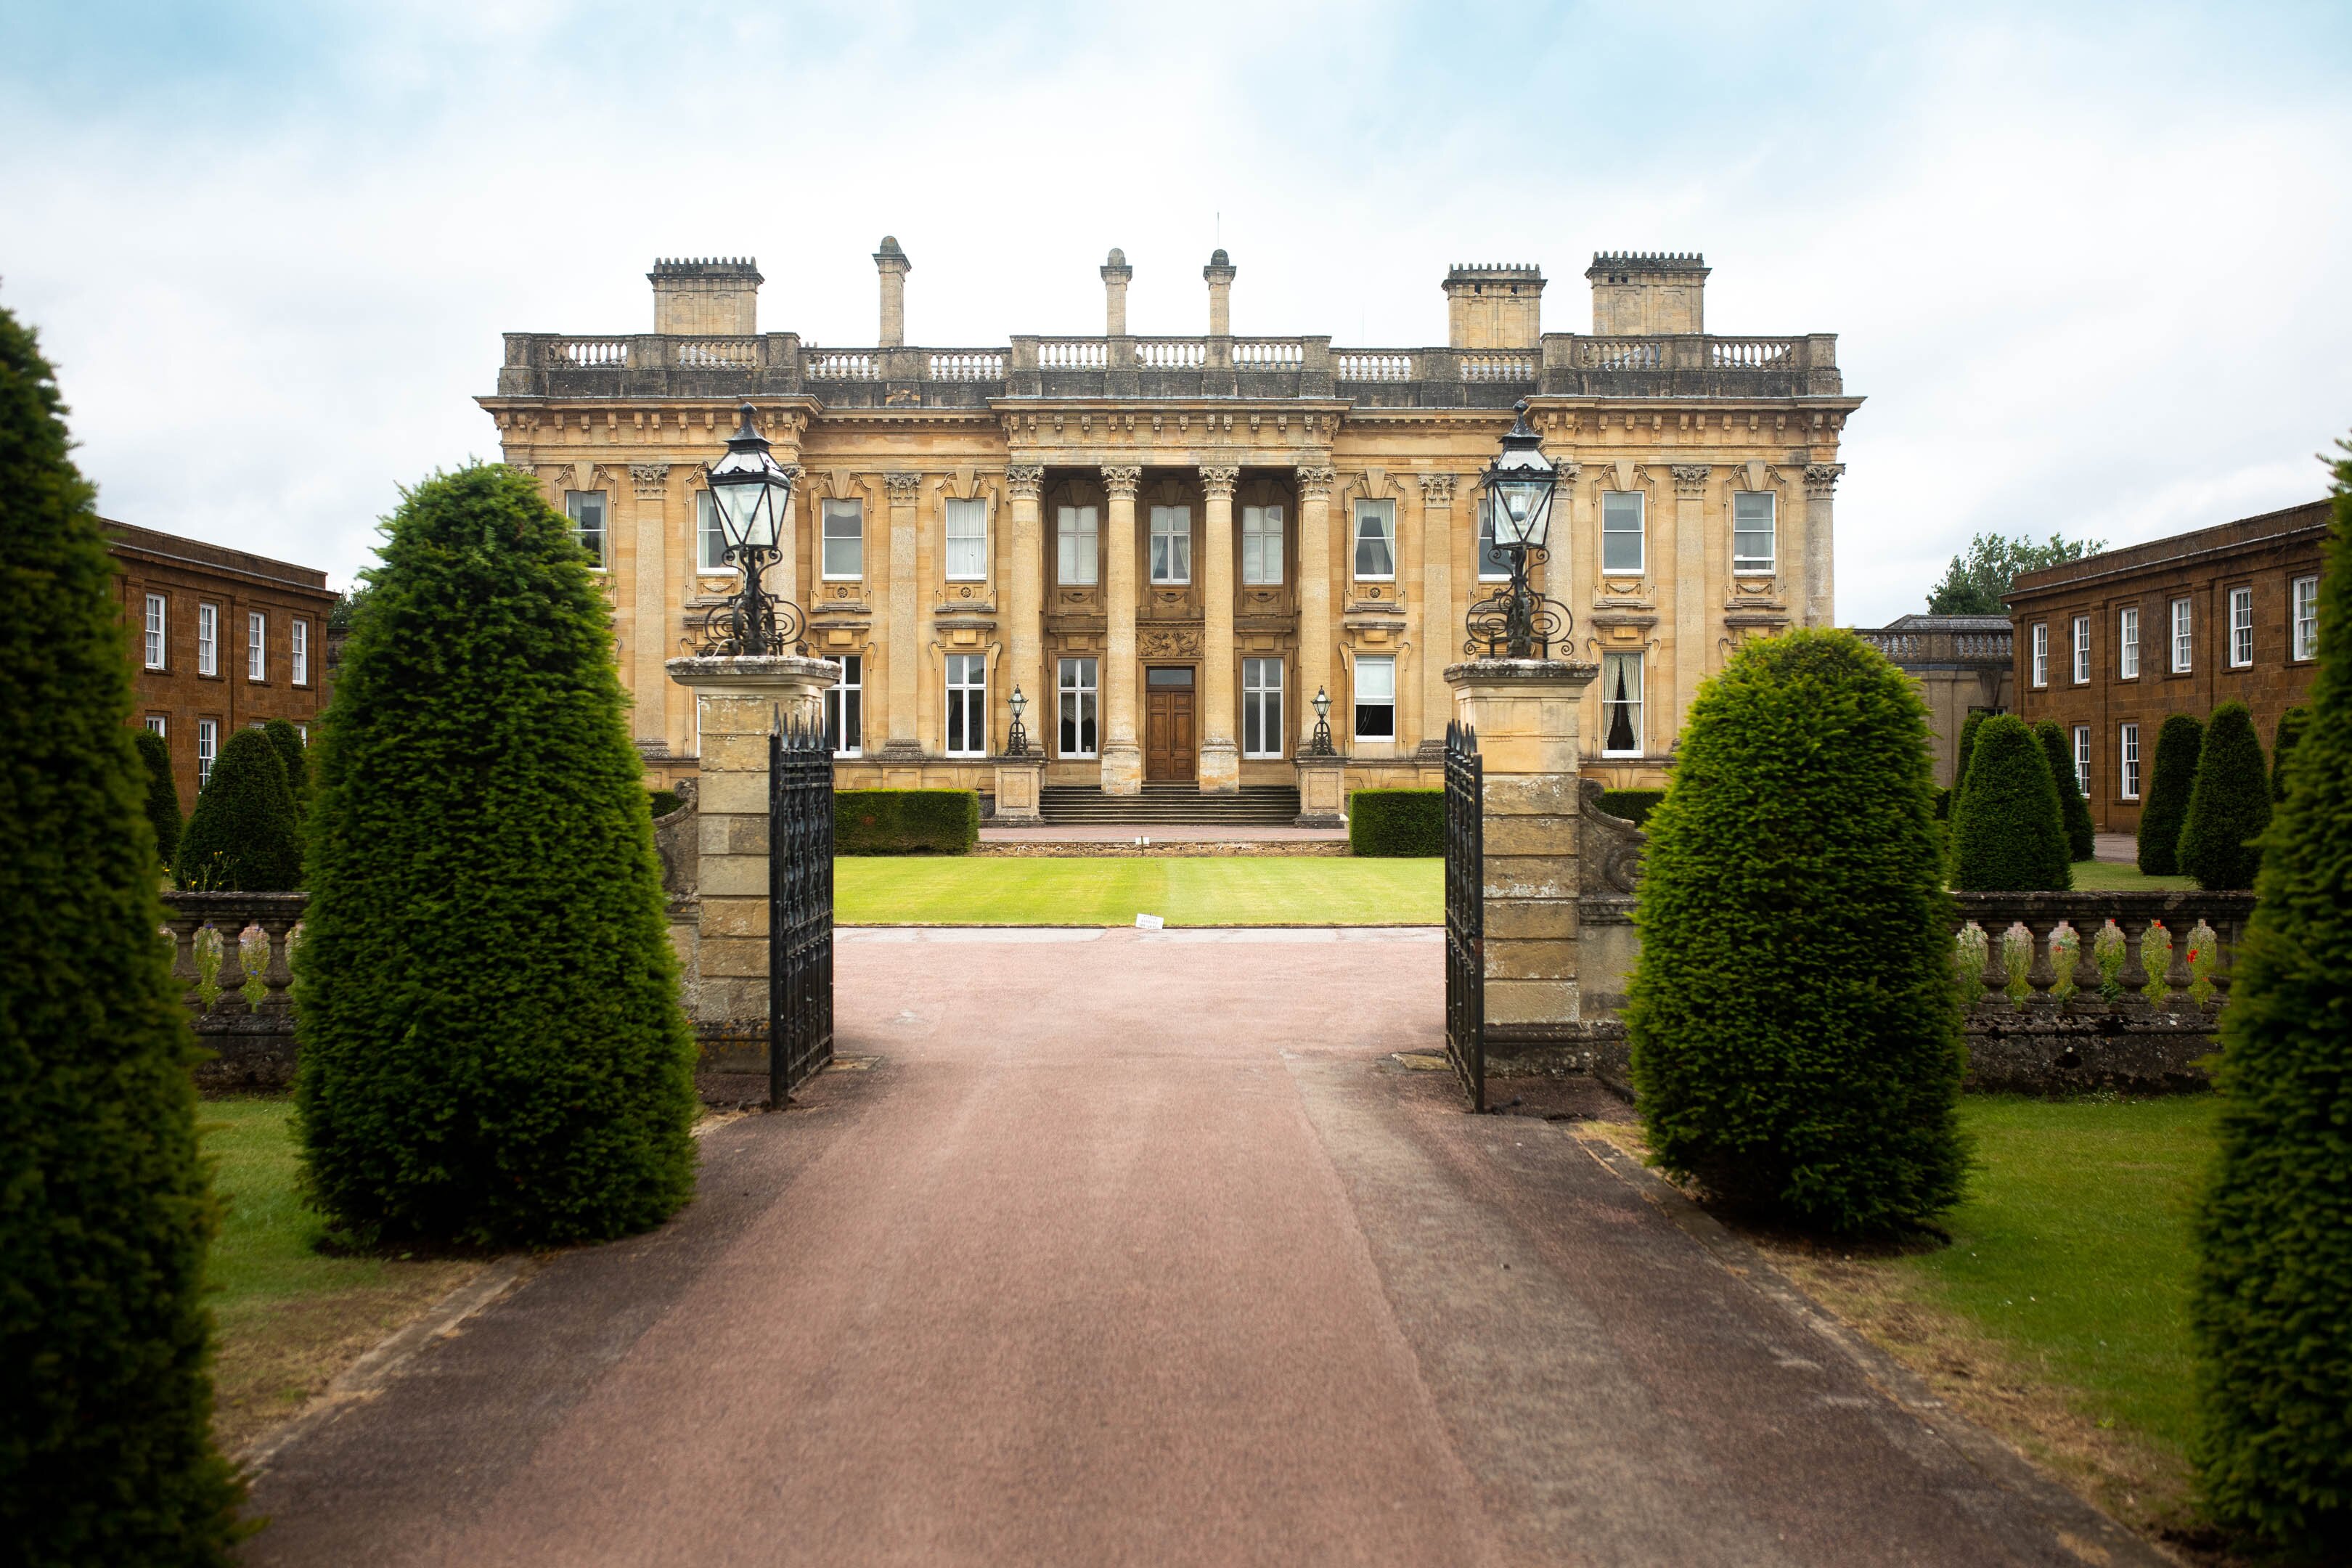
(175, 725), (301, 892)
(295, 463), (698, 1249)
(1950, 709), (1989, 799)
(649, 788), (684, 820)
(1348, 788), (1442, 856)
(836, 789), (979, 854)
(2137, 712), (2205, 875)
(135, 725), (182, 873)
(2178, 701), (2271, 891)
(2035, 719), (2098, 861)
(2191, 445), (2352, 1554)
(262, 716), (308, 818)
(1626, 629), (1967, 1237)
(1950, 714), (2071, 891)
(2270, 704), (2310, 802)
(1595, 788), (1665, 827)
(0, 302), (242, 1561)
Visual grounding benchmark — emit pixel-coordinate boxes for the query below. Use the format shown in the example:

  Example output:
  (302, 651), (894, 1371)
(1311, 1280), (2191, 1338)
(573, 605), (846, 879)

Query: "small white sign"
(1134, 912), (1165, 931)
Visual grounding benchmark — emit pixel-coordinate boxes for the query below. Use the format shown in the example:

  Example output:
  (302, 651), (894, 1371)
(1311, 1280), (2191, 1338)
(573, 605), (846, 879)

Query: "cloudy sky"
(4, 1), (2347, 624)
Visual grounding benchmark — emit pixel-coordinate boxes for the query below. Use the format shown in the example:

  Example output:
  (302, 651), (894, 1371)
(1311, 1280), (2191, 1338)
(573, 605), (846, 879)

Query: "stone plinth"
(1445, 657), (1598, 1033)
(1294, 755), (1347, 828)
(992, 754), (1045, 825)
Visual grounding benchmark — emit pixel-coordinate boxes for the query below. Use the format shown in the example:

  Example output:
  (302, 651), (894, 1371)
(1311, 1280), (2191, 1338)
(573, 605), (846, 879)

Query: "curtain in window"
(1353, 656), (1395, 738)
(822, 500), (864, 579)
(1731, 492), (1773, 571)
(1601, 491), (1644, 574)
(1151, 506), (1191, 583)
(945, 653), (986, 756)
(1058, 506), (1098, 585)
(697, 491), (728, 572)
(1058, 657), (1098, 756)
(1243, 658), (1283, 756)
(1242, 505), (1283, 585)
(1475, 499), (1511, 579)
(944, 498), (988, 580)
(1602, 651), (1641, 755)
(826, 656), (863, 754)
(1354, 501), (1395, 578)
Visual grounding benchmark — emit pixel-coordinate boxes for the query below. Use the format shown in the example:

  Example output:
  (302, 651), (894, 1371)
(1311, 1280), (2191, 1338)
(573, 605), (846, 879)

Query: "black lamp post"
(1464, 399), (1571, 659)
(1307, 685), (1336, 756)
(693, 402), (804, 657)
(1005, 684), (1030, 756)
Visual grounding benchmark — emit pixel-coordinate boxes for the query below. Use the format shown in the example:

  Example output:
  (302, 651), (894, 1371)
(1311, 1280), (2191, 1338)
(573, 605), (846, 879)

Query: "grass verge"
(835, 855), (1442, 926)
(2069, 859), (2198, 891)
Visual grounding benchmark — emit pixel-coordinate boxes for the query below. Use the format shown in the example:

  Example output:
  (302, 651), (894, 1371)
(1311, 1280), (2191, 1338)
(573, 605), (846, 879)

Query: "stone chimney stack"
(649, 257), (762, 335)
(1586, 252), (1708, 335)
(874, 235), (911, 347)
(1203, 248), (1236, 337)
(1101, 248), (1132, 336)
(1442, 263), (1544, 350)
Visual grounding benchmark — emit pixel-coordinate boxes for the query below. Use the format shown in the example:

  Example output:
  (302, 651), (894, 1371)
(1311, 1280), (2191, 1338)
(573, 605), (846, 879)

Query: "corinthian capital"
(1670, 463), (1711, 497)
(1416, 472), (1457, 504)
(1804, 462), (1846, 494)
(1295, 464), (1336, 499)
(1101, 464), (1142, 497)
(1005, 462), (1045, 498)
(884, 471), (922, 505)
(1199, 464), (1241, 499)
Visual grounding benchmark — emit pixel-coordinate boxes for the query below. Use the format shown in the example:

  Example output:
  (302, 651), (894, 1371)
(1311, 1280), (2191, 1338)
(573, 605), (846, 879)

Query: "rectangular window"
(2030, 622), (2049, 687)
(1150, 505), (1191, 584)
(565, 490), (607, 568)
(2229, 585), (2254, 668)
(1242, 658), (1283, 758)
(1352, 500), (1395, 580)
(291, 618), (309, 685)
(196, 603), (218, 677)
(944, 653), (987, 757)
(2121, 723), (2141, 799)
(1056, 505), (1098, 586)
(821, 499), (864, 580)
(1732, 491), (1775, 573)
(2072, 615), (2090, 684)
(825, 655), (862, 756)
(2120, 605), (2140, 679)
(2073, 724), (2091, 796)
(142, 593), (167, 669)
(944, 497), (988, 581)
(2171, 597), (2193, 673)
(2292, 575), (2319, 661)
(1475, 499), (1511, 581)
(247, 611), (266, 682)
(1601, 491), (1645, 576)
(1601, 650), (1643, 757)
(197, 719), (219, 788)
(1352, 656), (1395, 740)
(696, 491), (730, 573)
(1058, 657), (1098, 758)
(144, 714), (166, 736)
(1241, 505), (1283, 586)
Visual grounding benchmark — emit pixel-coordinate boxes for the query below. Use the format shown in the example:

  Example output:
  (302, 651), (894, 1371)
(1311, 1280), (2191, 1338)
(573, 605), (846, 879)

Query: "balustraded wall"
(159, 891), (307, 1089)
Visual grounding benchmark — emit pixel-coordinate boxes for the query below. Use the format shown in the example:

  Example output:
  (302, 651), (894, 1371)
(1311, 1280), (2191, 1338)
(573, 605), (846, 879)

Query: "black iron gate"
(1443, 719), (1485, 1111)
(769, 713), (835, 1104)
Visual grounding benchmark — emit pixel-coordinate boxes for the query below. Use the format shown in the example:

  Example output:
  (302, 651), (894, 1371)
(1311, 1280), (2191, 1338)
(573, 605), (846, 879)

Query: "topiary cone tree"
(295, 463), (698, 1249)
(2035, 719), (2097, 862)
(174, 727), (301, 891)
(2269, 704), (2310, 803)
(262, 714), (309, 818)
(1950, 709), (1988, 800)
(0, 308), (242, 1558)
(135, 724), (183, 874)
(1949, 714), (2072, 891)
(1627, 629), (1968, 1237)
(2177, 701), (2271, 891)
(2137, 711), (2203, 875)
(2191, 442), (2352, 1555)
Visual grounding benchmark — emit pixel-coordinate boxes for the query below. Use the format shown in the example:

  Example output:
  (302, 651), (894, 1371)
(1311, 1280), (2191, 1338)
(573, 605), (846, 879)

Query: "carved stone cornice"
(1804, 462), (1846, 494)
(1295, 464), (1336, 499)
(629, 462), (670, 498)
(1417, 473), (1457, 504)
(1005, 462), (1045, 498)
(1199, 464), (1241, 498)
(1101, 464), (1142, 497)
(1670, 464), (1711, 497)
(884, 471), (922, 505)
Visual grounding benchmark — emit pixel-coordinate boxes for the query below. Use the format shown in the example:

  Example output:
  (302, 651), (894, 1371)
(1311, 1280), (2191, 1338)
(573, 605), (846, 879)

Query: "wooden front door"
(1145, 668), (1196, 783)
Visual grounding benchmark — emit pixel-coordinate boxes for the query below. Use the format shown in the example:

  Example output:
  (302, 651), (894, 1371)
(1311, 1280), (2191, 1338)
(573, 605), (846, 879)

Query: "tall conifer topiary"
(2270, 704), (2309, 802)
(2035, 719), (2097, 861)
(2191, 445), (2352, 1555)
(2137, 711), (2203, 875)
(0, 307), (241, 1559)
(175, 726), (301, 891)
(295, 463), (697, 1248)
(262, 715), (309, 819)
(1949, 714), (2072, 890)
(1950, 709), (1988, 799)
(135, 725), (183, 873)
(2178, 701), (2271, 890)
(1627, 629), (1967, 1236)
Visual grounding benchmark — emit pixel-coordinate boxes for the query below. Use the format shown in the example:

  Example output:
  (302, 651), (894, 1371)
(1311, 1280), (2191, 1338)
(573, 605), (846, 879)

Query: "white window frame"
(1475, 498), (1511, 581)
(695, 491), (732, 575)
(821, 499), (864, 581)
(1242, 657), (1283, 759)
(142, 593), (168, 670)
(2073, 724), (2091, 796)
(1601, 490), (1645, 576)
(1601, 650), (1644, 758)
(247, 611), (266, 682)
(197, 719), (219, 788)
(1351, 500), (1396, 581)
(1057, 656), (1098, 759)
(2119, 605), (2140, 679)
(1150, 505), (1191, 585)
(825, 654), (862, 757)
(944, 497), (989, 582)
(1241, 504), (1284, 587)
(944, 653), (987, 758)
(1056, 505), (1098, 587)
(2071, 615), (2090, 684)
(196, 603), (218, 677)
(144, 714), (166, 737)
(1731, 491), (1776, 575)
(291, 618), (309, 686)
(2171, 597), (2193, 673)
(2030, 622), (2049, 688)
(1352, 655), (1396, 740)
(2229, 585), (2253, 668)
(2292, 575), (2319, 661)
(2121, 723), (2141, 799)
(565, 489), (607, 569)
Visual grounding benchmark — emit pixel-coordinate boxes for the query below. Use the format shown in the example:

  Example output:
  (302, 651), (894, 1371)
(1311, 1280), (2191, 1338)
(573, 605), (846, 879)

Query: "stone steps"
(1036, 785), (1302, 825)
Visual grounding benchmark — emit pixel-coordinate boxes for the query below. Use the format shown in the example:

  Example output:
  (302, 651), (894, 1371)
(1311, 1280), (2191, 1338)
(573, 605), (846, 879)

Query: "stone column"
(1804, 462), (1842, 629)
(1101, 249), (1132, 335)
(879, 471), (923, 758)
(875, 237), (910, 348)
(1006, 462), (1046, 732)
(1100, 465), (1144, 793)
(1296, 464), (1336, 755)
(1446, 657), (1599, 1035)
(664, 655), (838, 1074)
(629, 463), (671, 750)
(1416, 472), (1457, 758)
(1199, 462), (1242, 792)
(1670, 464), (1710, 741)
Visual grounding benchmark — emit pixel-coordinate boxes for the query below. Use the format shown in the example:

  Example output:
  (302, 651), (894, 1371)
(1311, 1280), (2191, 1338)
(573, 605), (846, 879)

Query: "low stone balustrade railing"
(1951, 890), (2256, 1016)
(159, 891), (306, 1088)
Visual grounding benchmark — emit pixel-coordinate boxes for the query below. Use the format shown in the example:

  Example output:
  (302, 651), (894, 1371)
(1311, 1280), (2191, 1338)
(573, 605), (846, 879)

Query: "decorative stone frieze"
(1295, 464), (1336, 498)
(883, 471), (922, 504)
(1804, 462), (1845, 493)
(1199, 464), (1240, 498)
(1101, 464), (1142, 496)
(629, 462), (671, 497)
(1416, 472), (1456, 502)
(1005, 462), (1045, 497)
(1670, 463), (1711, 497)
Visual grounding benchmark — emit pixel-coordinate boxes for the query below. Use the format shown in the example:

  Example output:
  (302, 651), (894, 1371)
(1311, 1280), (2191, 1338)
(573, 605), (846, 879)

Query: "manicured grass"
(2067, 859), (2197, 891)
(834, 856), (1442, 926)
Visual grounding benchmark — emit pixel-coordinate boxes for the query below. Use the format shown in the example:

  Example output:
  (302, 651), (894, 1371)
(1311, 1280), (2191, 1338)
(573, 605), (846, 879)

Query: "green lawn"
(2067, 859), (2197, 892)
(835, 856), (1442, 926)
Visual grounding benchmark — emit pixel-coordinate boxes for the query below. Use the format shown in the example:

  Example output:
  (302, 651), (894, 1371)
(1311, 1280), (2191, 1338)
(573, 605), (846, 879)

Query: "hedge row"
(1348, 788), (1442, 856)
(836, 789), (979, 854)
(1595, 788), (1665, 827)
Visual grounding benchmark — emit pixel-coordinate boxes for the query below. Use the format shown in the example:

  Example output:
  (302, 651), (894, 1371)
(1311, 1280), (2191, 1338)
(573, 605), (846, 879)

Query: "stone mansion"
(481, 244), (1858, 796)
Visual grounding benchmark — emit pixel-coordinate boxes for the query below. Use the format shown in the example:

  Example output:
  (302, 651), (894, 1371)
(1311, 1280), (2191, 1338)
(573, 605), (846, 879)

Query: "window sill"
(945, 576), (988, 586)
(1732, 567), (1776, 577)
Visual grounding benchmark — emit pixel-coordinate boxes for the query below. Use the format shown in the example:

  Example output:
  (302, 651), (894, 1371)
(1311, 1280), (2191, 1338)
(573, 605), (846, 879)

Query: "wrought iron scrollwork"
(1463, 543), (1574, 659)
(690, 578), (805, 658)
